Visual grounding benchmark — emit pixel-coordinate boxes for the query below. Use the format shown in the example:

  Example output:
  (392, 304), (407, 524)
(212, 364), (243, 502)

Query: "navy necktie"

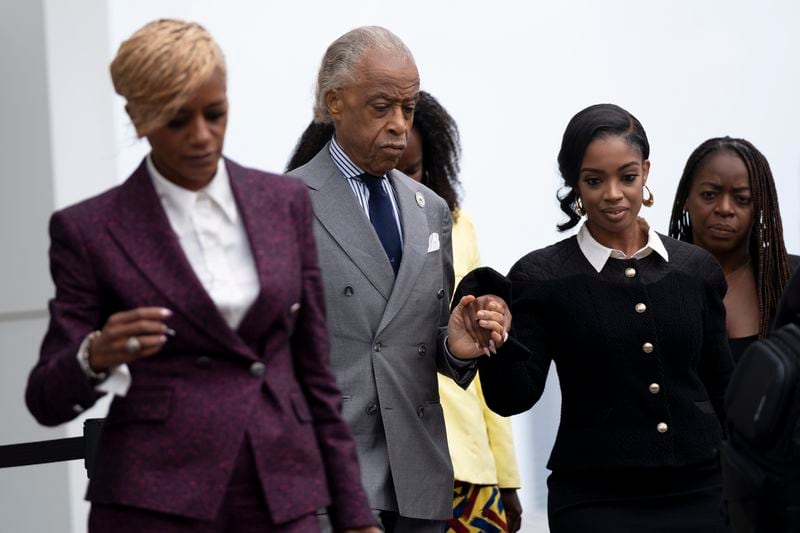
(361, 174), (402, 275)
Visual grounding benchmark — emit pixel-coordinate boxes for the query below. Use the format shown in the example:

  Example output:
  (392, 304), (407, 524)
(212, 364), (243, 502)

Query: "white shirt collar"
(577, 217), (669, 273)
(146, 155), (238, 224)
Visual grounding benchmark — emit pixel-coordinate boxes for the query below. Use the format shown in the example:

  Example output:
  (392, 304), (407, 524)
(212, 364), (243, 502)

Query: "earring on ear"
(643, 185), (655, 207)
(575, 196), (586, 216)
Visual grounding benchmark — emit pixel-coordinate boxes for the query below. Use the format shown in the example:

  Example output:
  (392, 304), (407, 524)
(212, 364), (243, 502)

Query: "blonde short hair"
(110, 19), (226, 137)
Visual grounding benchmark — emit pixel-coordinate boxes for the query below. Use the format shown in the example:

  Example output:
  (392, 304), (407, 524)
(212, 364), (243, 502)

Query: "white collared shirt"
(147, 156), (259, 329)
(576, 218), (669, 273)
(84, 156), (259, 397)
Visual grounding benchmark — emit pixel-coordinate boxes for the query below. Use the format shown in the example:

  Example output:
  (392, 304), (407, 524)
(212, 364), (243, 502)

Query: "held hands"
(86, 307), (174, 373)
(447, 294), (511, 359)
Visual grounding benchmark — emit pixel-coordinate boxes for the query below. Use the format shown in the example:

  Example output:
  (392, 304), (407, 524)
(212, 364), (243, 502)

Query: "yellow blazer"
(439, 210), (521, 487)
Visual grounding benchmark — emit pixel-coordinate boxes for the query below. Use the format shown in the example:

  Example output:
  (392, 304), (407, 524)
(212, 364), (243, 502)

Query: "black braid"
(668, 137), (790, 337)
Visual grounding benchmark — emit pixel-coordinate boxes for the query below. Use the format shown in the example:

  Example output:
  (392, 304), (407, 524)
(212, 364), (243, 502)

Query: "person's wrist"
(444, 335), (473, 361)
(79, 331), (108, 381)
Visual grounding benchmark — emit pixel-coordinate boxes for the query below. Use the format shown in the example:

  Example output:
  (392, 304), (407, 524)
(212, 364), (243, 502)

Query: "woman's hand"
(447, 294), (510, 359)
(343, 528), (381, 533)
(87, 307), (173, 372)
(500, 488), (523, 532)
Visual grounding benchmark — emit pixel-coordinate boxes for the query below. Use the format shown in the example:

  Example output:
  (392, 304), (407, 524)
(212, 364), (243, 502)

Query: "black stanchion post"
(83, 418), (104, 479)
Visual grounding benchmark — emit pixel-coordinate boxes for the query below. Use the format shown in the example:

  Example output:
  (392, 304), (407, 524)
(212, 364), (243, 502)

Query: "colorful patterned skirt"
(444, 481), (508, 532)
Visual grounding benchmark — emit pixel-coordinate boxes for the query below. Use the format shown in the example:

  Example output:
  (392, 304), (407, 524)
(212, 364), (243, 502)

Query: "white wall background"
(3, 1), (799, 531)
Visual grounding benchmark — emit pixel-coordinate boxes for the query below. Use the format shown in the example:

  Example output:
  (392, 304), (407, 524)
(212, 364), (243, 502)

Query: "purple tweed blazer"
(25, 158), (375, 530)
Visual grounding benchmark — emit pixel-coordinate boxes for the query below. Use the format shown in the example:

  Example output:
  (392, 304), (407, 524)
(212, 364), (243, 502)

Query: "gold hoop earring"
(575, 196), (586, 217)
(643, 185), (654, 207)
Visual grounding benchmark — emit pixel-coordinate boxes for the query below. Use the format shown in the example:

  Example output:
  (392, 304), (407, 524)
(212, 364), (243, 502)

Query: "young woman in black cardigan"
(462, 104), (734, 532)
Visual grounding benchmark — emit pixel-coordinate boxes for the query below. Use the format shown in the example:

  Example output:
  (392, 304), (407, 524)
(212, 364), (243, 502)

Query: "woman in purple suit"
(25, 19), (378, 533)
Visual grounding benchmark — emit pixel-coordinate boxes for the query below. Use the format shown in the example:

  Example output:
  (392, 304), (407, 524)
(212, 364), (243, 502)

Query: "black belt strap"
(0, 436), (84, 468)
(0, 418), (104, 477)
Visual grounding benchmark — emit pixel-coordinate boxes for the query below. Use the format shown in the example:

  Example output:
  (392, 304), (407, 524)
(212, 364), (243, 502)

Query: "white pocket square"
(427, 232), (440, 253)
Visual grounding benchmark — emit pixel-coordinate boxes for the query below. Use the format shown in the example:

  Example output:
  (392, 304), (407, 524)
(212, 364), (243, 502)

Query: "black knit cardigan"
(457, 234), (734, 472)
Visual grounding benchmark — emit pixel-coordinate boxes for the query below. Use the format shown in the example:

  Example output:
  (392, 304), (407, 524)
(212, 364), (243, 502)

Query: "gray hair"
(314, 26), (416, 124)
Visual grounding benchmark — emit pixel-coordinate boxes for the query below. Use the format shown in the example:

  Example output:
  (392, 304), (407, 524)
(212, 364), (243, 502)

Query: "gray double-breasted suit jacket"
(289, 145), (473, 521)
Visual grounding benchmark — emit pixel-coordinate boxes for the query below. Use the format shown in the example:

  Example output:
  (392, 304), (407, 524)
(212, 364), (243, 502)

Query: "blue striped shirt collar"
(329, 137), (387, 180)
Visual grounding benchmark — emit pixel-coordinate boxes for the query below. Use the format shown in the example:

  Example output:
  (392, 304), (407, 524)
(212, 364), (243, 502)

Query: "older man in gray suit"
(288, 26), (508, 533)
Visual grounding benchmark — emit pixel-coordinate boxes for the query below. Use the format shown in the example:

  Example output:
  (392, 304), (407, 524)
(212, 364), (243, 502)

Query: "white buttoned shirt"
(81, 156), (259, 397)
(147, 156), (259, 328)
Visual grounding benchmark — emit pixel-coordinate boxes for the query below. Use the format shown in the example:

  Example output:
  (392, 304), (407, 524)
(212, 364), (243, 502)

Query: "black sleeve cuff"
(451, 267), (512, 311)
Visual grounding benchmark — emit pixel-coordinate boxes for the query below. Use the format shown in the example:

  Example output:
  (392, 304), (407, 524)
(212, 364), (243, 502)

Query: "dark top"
(462, 234), (734, 472)
(725, 254), (799, 358)
(729, 335), (759, 364)
(773, 254), (800, 330)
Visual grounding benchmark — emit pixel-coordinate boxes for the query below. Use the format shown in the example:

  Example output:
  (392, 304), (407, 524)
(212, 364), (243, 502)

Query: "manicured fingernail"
(489, 340), (497, 354)
(164, 328), (176, 337)
(161, 308), (173, 317)
(483, 347), (491, 357)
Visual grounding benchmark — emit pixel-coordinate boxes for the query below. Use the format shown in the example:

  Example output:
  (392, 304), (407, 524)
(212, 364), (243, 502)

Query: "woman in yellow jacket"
(397, 91), (523, 533)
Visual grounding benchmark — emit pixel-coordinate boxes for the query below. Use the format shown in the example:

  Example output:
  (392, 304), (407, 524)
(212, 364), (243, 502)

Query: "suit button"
(344, 286), (354, 296)
(437, 288), (445, 299)
(195, 356), (211, 368)
(250, 362), (266, 377)
(642, 342), (654, 353)
(417, 343), (427, 355)
(373, 342), (382, 352)
(625, 267), (637, 278)
(635, 303), (646, 313)
(657, 422), (668, 433)
(417, 406), (425, 418)
(649, 383), (661, 394)
(365, 403), (378, 415)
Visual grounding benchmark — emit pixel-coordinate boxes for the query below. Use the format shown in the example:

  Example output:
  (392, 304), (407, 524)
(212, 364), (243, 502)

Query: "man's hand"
(447, 294), (510, 359)
(501, 488), (522, 532)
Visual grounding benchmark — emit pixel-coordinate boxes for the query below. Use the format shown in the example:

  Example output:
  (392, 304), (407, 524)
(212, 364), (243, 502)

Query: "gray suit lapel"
(378, 171), (430, 333)
(302, 149), (395, 301)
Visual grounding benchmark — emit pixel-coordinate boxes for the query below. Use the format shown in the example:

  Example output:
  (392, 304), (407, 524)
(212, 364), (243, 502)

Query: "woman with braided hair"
(669, 137), (798, 362)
